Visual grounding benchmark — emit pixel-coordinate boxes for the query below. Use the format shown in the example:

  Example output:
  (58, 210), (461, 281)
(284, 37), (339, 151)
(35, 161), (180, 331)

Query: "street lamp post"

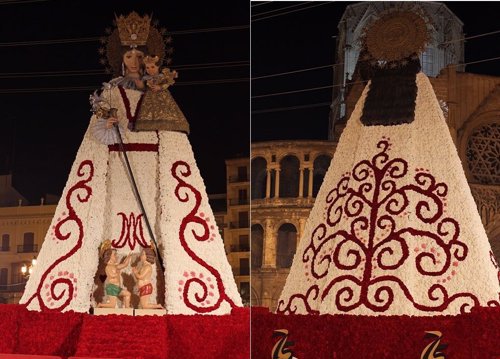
(21, 257), (37, 278)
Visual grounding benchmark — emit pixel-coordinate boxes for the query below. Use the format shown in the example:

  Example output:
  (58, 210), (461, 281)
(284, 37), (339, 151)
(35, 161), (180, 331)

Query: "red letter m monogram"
(112, 212), (149, 250)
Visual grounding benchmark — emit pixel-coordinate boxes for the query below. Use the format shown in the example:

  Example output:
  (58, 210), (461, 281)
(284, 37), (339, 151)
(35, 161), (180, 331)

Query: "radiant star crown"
(115, 12), (151, 47)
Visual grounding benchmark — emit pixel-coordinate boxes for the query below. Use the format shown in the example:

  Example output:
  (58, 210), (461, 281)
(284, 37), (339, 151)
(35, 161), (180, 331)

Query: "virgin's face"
(110, 250), (117, 264)
(123, 50), (144, 75)
(140, 251), (146, 262)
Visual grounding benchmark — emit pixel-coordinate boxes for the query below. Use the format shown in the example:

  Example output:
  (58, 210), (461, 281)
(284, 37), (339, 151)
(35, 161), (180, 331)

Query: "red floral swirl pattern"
(278, 139), (479, 315)
(172, 160), (236, 313)
(25, 160), (94, 311)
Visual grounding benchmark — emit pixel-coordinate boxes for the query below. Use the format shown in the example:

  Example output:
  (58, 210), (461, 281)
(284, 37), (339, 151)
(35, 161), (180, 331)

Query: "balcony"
(0, 246), (9, 252)
(228, 175), (249, 183)
(229, 222), (249, 229)
(230, 244), (250, 252)
(17, 244), (38, 253)
(0, 279), (25, 292)
(229, 198), (249, 206)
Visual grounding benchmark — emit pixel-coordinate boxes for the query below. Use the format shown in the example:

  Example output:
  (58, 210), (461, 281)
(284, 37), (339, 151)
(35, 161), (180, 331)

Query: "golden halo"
(99, 13), (173, 76)
(364, 11), (429, 62)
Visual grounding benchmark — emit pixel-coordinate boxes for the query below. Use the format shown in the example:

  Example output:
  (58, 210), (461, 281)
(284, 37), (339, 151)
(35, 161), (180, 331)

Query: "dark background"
(2, 1), (499, 202)
(252, 2), (500, 141)
(0, 0), (249, 202)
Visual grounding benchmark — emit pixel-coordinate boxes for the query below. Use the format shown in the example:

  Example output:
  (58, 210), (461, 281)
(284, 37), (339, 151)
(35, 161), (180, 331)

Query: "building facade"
(224, 157), (251, 306)
(251, 141), (334, 310)
(0, 204), (55, 304)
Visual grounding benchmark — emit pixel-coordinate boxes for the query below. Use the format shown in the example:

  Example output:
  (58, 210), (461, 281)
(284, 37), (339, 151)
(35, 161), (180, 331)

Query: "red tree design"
(278, 139), (479, 314)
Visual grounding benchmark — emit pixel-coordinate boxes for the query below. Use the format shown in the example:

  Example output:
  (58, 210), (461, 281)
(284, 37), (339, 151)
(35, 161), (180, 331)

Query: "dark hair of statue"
(102, 248), (114, 265)
(358, 52), (421, 126)
(144, 247), (156, 264)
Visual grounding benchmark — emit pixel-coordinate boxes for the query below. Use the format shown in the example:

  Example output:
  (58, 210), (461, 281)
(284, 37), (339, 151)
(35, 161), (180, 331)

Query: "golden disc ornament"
(364, 11), (430, 62)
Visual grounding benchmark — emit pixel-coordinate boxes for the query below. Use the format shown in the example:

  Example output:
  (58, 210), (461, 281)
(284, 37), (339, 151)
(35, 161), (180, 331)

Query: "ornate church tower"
(329, 2), (464, 141)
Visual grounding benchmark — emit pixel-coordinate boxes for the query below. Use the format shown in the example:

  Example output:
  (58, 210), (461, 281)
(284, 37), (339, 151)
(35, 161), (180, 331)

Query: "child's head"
(144, 55), (160, 75)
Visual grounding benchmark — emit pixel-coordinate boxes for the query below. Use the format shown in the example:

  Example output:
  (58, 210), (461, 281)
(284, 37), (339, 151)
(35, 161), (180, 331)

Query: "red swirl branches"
(278, 139), (479, 314)
(172, 160), (236, 313)
(25, 160), (94, 311)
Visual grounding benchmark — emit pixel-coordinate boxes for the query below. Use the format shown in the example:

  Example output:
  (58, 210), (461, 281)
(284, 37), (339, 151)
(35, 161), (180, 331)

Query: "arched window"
(279, 155), (300, 198)
(1, 234), (9, 252)
(420, 47), (434, 76)
(251, 224), (264, 269)
(251, 157), (267, 199)
(466, 123), (500, 185)
(276, 223), (297, 268)
(313, 155), (332, 197)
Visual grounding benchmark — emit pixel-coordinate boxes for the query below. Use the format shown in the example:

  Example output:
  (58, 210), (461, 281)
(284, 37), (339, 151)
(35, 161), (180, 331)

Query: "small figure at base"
(97, 240), (132, 308)
(133, 245), (163, 309)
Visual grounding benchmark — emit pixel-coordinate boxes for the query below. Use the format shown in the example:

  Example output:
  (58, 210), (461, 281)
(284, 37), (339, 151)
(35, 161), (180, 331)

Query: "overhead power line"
(252, 2), (333, 22)
(252, 63), (333, 80)
(0, 77), (248, 94)
(252, 2), (310, 18)
(0, 0), (51, 4)
(169, 25), (248, 35)
(252, 84), (339, 99)
(252, 55), (500, 99)
(0, 61), (249, 79)
(251, 2), (274, 8)
(252, 101), (331, 115)
(441, 29), (500, 45)
(0, 25), (248, 47)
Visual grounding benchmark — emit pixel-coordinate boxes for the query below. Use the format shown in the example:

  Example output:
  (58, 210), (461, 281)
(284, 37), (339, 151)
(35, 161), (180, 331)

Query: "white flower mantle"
(20, 87), (242, 314)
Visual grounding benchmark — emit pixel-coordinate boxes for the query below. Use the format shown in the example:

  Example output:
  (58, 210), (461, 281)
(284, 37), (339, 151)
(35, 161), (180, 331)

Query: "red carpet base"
(252, 307), (500, 359)
(0, 305), (249, 359)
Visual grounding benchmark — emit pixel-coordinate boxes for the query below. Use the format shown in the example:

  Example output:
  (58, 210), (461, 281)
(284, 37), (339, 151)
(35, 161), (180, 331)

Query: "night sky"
(0, 0), (249, 202)
(252, 2), (500, 141)
(2, 1), (500, 203)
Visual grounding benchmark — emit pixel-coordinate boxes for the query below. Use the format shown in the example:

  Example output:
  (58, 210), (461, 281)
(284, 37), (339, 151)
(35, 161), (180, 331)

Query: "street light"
(21, 257), (37, 278)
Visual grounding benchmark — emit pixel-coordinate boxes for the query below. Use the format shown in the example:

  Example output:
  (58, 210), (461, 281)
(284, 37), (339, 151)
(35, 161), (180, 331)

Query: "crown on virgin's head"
(115, 11), (151, 47)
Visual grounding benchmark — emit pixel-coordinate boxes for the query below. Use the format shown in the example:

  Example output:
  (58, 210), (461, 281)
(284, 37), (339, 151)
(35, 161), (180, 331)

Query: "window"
(421, 47), (433, 76)
(279, 155), (300, 198)
(251, 157), (267, 199)
(240, 282), (250, 306)
(313, 155), (332, 197)
(0, 268), (8, 289)
(251, 224), (263, 269)
(1, 234), (9, 252)
(239, 235), (249, 252)
(237, 166), (247, 181)
(20, 232), (36, 253)
(238, 211), (249, 228)
(238, 189), (248, 205)
(276, 223), (297, 268)
(239, 258), (249, 276)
